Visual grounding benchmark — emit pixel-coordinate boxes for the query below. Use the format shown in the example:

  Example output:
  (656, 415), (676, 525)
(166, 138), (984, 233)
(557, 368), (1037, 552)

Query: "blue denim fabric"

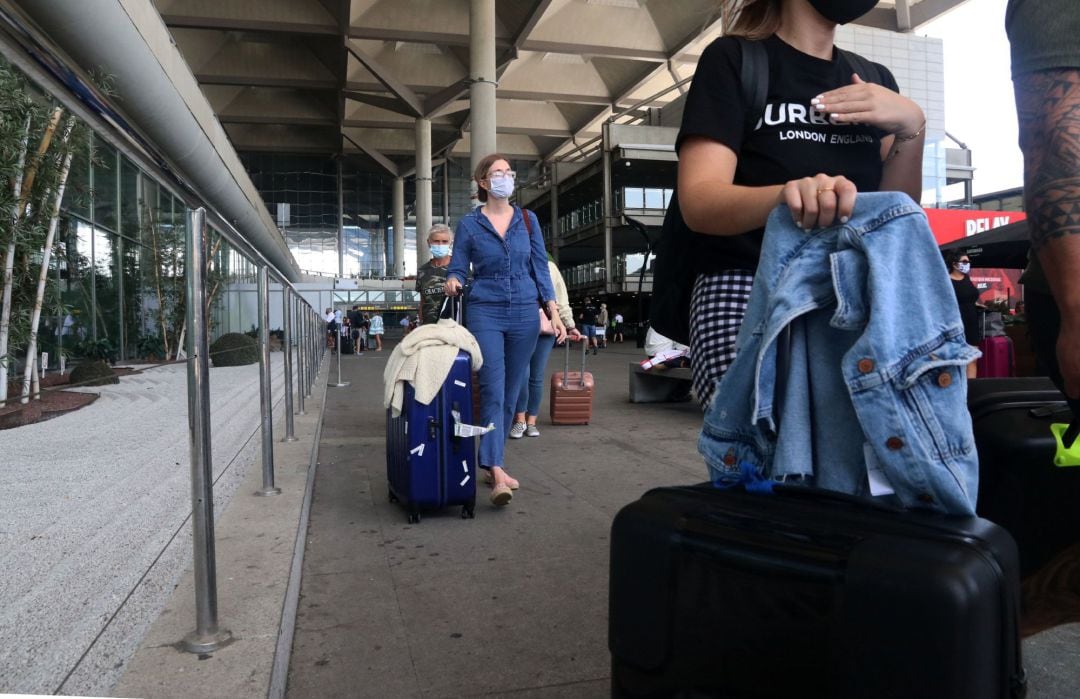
(470, 302), (540, 467)
(448, 205), (553, 469)
(447, 206), (556, 307)
(515, 334), (557, 416)
(698, 191), (981, 515)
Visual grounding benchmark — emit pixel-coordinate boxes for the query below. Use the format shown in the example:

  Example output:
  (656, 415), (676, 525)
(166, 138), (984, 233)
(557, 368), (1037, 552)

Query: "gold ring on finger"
(817, 187), (834, 195)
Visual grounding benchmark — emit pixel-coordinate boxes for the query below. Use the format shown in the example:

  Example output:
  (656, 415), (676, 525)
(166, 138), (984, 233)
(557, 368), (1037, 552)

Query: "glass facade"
(0, 100), (283, 371)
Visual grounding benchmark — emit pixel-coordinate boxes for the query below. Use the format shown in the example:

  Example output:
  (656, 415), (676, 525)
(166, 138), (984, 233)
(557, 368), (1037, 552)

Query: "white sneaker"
(509, 422), (526, 439)
(525, 424), (540, 438)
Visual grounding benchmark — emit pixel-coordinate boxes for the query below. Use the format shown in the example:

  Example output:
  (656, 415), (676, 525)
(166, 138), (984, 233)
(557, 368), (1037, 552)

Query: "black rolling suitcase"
(969, 377), (1080, 577)
(609, 484), (1026, 699)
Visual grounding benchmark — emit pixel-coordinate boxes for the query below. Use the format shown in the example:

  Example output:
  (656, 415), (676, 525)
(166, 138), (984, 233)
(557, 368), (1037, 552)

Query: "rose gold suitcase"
(550, 339), (593, 425)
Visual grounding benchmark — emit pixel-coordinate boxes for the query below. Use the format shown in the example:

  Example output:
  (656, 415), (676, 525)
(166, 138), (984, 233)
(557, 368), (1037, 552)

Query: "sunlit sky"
(921, 0), (1023, 199)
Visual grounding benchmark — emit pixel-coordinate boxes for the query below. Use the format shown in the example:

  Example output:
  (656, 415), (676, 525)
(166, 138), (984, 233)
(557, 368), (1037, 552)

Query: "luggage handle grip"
(769, 483), (906, 514)
(562, 336), (587, 389)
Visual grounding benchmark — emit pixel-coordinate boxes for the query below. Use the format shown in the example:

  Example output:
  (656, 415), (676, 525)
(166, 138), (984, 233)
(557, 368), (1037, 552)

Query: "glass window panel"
(93, 140), (118, 231)
(624, 188), (645, 208)
(644, 188), (664, 209)
(120, 158), (139, 236)
(63, 141), (92, 219)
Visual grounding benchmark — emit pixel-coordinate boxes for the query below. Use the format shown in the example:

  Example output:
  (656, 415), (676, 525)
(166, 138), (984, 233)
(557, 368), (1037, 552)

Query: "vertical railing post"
(282, 287), (297, 440)
(329, 307), (350, 389)
(294, 296), (305, 416)
(255, 266), (281, 497)
(182, 207), (232, 653)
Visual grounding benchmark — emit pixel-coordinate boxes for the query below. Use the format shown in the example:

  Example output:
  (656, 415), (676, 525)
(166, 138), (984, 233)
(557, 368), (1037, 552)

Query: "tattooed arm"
(1014, 69), (1080, 399)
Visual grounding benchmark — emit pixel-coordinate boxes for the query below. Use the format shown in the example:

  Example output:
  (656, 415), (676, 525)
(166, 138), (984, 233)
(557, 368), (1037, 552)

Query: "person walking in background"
(1007, 0), (1080, 405)
(596, 303), (609, 349)
(510, 257), (582, 439)
(368, 312), (384, 351)
(416, 223), (455, 325)
(444, 153), (566, 506)
(348, 305), (365, 352)
(613, 311), (625, 343)
(324, 307), (337, 349)
(676, 0), (925, 409)
(944, 250), (981, 378)
(579, 296), (599, 355)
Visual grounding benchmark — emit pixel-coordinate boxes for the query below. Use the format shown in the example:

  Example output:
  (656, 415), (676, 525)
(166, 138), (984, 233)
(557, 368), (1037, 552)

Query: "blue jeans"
(515, 334), (557, 417)
(467, 302), (539, 468)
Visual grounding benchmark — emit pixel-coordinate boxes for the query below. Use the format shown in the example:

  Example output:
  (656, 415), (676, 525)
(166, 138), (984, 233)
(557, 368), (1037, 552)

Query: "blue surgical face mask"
(487, 176), (515, 200)
(957, 262), (971, 274)
(430, 244), (451, 258)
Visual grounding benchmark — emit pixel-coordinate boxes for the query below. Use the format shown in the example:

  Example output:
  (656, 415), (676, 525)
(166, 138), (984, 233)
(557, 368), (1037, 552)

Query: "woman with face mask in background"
(416, 223), (455, 325)
(676, 0), (926, 410)
(445, 154), (567, 506)
(944, 249), (981, 378)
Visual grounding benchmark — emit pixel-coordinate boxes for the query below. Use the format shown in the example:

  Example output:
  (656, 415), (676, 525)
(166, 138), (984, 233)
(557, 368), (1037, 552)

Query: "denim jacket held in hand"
(698, 191), (981, 515)
(447, 206), (555, 309)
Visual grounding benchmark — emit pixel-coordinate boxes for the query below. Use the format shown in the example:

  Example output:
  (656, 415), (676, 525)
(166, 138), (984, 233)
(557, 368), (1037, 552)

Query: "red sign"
(923, 209), (1027, 246)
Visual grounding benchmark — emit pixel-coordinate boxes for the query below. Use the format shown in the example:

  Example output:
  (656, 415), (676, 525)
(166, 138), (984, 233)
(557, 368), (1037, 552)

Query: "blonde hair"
(720, 0), (782, 40)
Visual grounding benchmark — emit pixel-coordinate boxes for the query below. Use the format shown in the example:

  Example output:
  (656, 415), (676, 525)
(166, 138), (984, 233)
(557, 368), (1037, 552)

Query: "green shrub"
(70, 360), (119, 387)
(209, 332), (259, 367)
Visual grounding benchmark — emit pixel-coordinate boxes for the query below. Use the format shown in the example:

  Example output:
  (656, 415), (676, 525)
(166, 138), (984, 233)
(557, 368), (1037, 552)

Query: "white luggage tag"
(450, 409), (495, 438)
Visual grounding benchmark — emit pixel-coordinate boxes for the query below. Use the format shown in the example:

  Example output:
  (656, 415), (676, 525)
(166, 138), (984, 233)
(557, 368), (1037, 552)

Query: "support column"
(393, 176), (406, 277)
(469, 0), (497, 180)
(337, 158), (345, 278)
(443, 160), (451, 222)
(416, 117), (433, 267)
(550, 163), (560, 265)
(601, 122), (614, 293)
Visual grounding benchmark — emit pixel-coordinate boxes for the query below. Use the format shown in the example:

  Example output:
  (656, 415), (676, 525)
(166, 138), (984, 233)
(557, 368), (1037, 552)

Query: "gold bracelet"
(895, 120), (926, 142)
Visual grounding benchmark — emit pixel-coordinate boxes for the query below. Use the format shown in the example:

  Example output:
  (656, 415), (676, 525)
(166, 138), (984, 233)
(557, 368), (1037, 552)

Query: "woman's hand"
(548, 303), (567, 344)
(567, 327), (583, 343)
(812, 74), (926, 141)
(444, 277), (462, 297)
(779, 174), (857, 230)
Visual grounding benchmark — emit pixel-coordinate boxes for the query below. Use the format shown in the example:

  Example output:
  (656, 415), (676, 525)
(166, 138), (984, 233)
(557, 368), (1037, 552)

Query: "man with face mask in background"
(416, 223), (455, 325)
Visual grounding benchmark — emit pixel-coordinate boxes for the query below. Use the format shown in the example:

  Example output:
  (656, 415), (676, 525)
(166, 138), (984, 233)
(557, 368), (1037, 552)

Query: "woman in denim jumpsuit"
(445, 154), (566, 506)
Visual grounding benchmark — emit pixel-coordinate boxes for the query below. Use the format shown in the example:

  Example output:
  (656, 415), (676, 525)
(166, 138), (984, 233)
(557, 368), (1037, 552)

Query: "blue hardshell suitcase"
(386, 350), (477, 523)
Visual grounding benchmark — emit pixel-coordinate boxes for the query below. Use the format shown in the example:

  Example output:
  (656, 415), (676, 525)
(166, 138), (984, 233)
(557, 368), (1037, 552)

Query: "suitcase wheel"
(407, 509), (421, 524)
(461, 504), (475, 519)
(388, 488), (398, 503)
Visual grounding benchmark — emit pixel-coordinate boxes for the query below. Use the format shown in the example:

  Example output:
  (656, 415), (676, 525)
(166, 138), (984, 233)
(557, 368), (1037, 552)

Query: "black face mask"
(807, 0), (879, 25)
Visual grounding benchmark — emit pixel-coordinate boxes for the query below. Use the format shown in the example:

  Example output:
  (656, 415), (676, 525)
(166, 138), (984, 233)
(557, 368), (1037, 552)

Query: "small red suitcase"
(550, 339), (593, 425)
(978, 335), (1015, 378)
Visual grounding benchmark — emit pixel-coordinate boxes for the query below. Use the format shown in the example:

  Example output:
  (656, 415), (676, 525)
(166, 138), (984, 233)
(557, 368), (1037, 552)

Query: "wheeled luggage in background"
(970, 377), (1080, 576)
(549, 339), (593, 425)
(386, 350), (477, 523)
(340, 332), (354, 355)
(609, 484), (1025, 699)
(978, 335), (1015, 377)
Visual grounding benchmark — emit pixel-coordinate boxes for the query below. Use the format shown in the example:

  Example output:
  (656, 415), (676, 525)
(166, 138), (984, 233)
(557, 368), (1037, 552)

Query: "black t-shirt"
(581, 303), (599, 325)
(951, 275), (981, 345)
(676, 34), (899, 273)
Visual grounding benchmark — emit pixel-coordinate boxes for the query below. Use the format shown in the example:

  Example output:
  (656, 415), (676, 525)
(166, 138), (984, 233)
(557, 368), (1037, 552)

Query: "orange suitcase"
(550, 339), (593, 425)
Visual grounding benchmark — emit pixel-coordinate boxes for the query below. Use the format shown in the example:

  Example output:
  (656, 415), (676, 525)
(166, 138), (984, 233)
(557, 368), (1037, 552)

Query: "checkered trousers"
(689, 270), (754, 411)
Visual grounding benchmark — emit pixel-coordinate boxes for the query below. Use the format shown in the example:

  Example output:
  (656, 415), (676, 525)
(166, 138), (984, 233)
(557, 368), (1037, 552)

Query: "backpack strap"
(521, 207), (533, 236)
(837, 47), (883, 85)
(734, 36), (769, 134)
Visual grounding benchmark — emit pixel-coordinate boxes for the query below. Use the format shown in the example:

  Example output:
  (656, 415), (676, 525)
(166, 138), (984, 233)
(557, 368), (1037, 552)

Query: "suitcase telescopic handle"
(562, 336), (587, 389)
